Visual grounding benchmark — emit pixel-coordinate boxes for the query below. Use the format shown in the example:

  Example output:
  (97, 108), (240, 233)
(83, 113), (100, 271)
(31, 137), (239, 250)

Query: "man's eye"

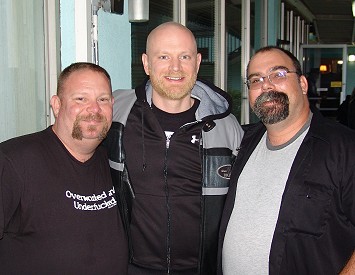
(250, 78), (261, 84)
(180, 55), (190, 60)
(273, 71), (286, 79)
(99, 97), (110, 103)
(159, 56), (169, 60)
(76, 97), (84, 101)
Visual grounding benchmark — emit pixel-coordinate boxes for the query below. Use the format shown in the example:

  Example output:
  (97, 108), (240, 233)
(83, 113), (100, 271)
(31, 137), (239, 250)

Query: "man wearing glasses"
(217, 46), (355, 274)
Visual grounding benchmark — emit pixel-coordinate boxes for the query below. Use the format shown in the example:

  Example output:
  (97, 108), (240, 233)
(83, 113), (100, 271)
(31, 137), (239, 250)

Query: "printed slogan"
(65, 187), (117, 211)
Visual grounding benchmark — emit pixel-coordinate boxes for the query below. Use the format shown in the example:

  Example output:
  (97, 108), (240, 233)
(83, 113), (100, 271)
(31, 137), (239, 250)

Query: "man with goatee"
(218, 46), (355, 275)
(0, 62), (128, 274)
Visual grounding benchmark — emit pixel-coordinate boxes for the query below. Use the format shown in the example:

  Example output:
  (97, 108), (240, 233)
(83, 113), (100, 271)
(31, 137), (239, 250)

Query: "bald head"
(146, 22), (198, 54)
(141, 21), (201, 111)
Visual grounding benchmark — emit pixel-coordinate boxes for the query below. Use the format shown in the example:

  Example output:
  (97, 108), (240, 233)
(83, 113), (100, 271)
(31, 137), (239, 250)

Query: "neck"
(152, 94), (194, 114)
(69, 146), (96, 162)
(266, 109), (311, 146)
(52, 126), (97, 162)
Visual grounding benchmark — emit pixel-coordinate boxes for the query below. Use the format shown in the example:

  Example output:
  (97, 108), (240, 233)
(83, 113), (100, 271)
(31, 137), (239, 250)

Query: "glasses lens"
(269, 70), (287, 84)
(247, 77), (262, 89)
(247, 70), (291, 89)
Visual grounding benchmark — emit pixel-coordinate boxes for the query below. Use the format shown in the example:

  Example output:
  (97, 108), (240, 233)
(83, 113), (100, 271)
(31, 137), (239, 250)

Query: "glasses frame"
(245, 69), (298, 90)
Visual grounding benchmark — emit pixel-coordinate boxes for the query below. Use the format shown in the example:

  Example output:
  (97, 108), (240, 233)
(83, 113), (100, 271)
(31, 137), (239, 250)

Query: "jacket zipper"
(163, 124), (200, 274)
(164, 134), (171, 274)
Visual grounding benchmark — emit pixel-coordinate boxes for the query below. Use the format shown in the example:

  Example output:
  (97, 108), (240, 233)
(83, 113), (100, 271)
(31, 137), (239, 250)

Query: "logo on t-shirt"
(65, 187), (117, 211)
(191, 135), (199, 144)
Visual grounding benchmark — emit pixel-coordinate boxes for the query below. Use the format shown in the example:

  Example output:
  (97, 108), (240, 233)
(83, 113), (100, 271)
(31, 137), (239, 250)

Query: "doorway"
(300, 45), (347, 120)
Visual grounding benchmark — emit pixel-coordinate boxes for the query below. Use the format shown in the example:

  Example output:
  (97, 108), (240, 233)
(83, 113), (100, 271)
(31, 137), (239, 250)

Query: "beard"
(72, 113), (109, 141)
(149, 71), (197, 100)
(252, 91), (289, 124)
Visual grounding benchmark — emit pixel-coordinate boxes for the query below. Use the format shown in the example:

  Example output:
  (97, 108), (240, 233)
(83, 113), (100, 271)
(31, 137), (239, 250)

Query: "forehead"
(62, 69), (110, 94)
(148, 27), (196, 54)
(248, 49), (294, 74)
(67, 69), (108, 84)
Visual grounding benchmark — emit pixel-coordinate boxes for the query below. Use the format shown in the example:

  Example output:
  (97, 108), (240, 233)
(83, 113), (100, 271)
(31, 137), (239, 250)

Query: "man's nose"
(170, 57), (182, 71)
(87, 100), (102, 113)
(261, 76), (275, 90)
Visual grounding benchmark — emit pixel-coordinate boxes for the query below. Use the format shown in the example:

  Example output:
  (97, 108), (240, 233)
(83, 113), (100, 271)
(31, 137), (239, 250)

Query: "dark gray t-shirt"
(0, 127), (128, 274)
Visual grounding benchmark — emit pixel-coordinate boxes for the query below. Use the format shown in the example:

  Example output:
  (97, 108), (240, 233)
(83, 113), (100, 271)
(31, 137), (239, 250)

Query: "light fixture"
(337, 60), (343, 65)
(319, 65), (327, 72)
(349, 55), (355, 62)
(353, 1), (355, 17)
(129, 0), (149, 22)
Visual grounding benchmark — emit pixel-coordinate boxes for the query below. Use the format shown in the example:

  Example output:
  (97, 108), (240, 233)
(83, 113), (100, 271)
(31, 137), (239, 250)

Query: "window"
(0, 0), (47, 141)
(131, 0), (174, 87)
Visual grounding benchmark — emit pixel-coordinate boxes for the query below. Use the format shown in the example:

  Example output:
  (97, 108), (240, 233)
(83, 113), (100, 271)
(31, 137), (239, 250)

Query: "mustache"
(78, 113), (105, 122)
(255, 90), (289, 105)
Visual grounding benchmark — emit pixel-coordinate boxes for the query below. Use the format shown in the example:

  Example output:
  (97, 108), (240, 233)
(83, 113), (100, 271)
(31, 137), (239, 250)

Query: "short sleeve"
(0, 150), (22, 239)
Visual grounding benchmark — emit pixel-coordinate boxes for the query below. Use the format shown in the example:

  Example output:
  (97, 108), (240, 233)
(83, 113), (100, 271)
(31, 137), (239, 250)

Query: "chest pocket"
(288, 180), (333, 237)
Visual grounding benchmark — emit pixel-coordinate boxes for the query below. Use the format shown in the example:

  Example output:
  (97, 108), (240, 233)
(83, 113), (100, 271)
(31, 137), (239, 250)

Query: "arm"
(339, 151), (355, 274)
(340, 251), (355, 275)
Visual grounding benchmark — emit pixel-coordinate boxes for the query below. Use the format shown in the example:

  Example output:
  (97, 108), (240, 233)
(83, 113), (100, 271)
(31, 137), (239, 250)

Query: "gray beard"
(252, 91), (289, 124)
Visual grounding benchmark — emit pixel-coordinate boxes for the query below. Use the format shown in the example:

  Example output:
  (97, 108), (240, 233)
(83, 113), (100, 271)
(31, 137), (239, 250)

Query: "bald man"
(104, 22), (243, 275)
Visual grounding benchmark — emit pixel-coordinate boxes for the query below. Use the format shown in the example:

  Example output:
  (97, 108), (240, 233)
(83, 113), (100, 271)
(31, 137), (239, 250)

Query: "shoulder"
(310, 112), (355, 144)
(217, 113), (241, 127)
(112, 89), (137, 123)
(0, 129), (52, 174)
(211, 114), (244, 137)
(112, 89), (137, 110)
(0, 129), (49, 157)
(112, 88), (136, 101)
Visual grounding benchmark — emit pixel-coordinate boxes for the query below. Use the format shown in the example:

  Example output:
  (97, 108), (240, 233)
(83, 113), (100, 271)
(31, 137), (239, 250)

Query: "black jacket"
(105, 78), (243, 274)
(217, 109), (355, 274)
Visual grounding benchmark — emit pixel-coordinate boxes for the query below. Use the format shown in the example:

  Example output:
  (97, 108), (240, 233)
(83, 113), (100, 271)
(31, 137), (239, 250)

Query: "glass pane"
(0, 0), (46, 142)
(247, 1), (259, 123)
(302, 47), (343, 120)
(131, 0), (174, 88)
(187, 0), (215, 83)
(226, 0), (243, 122)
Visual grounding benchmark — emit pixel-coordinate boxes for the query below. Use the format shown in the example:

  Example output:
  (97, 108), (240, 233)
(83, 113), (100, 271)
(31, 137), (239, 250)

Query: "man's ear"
(142, 53), (150, 76)
(300, 75), (308, 95)
(196, 53), (202, 72)
(50, 95), (61, 118)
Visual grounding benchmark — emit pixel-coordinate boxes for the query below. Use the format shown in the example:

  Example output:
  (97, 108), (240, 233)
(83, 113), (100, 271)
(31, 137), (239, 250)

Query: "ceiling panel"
(300, 0), (354, 44)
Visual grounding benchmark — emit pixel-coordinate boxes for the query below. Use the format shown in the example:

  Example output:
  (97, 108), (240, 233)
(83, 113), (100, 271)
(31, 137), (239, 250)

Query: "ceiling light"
(349, 55), (355, 62)
(353, 1), (355, 17)
(129, 0), (149, 22)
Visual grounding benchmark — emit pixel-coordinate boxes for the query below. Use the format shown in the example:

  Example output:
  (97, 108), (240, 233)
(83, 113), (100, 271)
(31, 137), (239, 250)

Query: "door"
(300, 45), (347, 120)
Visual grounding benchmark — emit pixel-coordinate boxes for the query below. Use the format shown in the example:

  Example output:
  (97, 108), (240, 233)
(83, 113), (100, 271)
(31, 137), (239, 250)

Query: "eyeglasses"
(246, 69), (298, 89)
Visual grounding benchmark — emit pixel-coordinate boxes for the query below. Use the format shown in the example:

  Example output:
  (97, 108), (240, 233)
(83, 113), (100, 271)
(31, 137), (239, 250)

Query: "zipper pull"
(166, 136), (170, 149)
(165, 131), (173, 149)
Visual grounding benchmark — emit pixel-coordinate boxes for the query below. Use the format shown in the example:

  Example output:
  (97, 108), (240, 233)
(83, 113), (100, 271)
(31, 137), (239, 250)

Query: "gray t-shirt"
(222, 121), (310, 274)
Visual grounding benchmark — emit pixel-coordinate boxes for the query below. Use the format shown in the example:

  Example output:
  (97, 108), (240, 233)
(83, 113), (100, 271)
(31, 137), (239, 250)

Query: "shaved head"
(146, 22), (198, 54)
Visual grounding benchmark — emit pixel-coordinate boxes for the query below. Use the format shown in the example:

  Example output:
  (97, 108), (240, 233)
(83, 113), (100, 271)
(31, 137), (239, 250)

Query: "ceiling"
(287, 0), (355, 45)
(151, 0), (355, 45)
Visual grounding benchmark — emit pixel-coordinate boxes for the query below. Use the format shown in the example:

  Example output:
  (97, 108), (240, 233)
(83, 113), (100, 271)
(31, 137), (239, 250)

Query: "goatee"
(252, 91), (289, 124)
(72, 113), (109, 140)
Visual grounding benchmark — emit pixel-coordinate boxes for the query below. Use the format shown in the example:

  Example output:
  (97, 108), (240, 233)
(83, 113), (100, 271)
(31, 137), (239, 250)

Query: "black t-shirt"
(151, 100), (199, 133)
(0, 127), (128, 274)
